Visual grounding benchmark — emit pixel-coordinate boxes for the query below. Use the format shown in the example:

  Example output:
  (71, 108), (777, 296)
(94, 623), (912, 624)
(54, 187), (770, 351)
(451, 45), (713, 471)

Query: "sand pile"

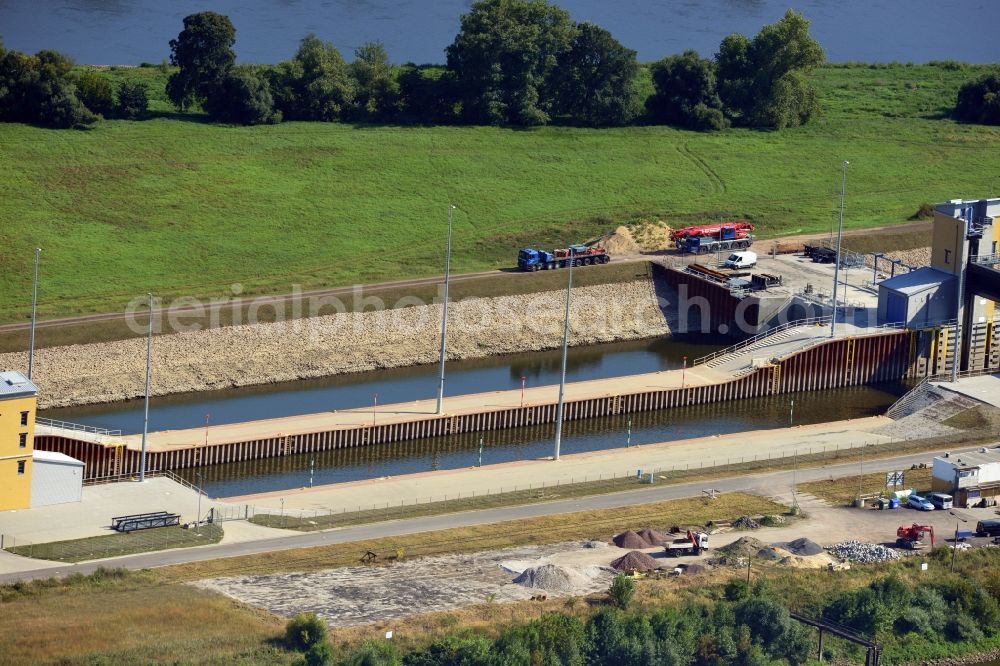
(613, 530), (652, 549)
(637, 529), (668, 546)
(513, 564), (592, 594)
(778, 538), (824, 556)
(629, 222), (674, 251)
(589, 226), (640, 255)
(611, 550), (660, 573)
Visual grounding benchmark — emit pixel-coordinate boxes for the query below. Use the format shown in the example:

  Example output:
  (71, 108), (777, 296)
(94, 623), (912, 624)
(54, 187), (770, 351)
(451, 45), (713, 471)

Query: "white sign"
(385, 631), (393, 640)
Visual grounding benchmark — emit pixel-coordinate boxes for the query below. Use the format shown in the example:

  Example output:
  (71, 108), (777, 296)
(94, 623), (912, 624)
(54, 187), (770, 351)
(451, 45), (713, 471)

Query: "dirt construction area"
(192, 491), (1000, 629)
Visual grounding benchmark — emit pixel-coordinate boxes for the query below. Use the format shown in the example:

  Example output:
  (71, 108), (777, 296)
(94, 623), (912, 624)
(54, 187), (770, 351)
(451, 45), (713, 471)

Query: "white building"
(31, 450), (84, 507)
(932, 449), (1000, 507)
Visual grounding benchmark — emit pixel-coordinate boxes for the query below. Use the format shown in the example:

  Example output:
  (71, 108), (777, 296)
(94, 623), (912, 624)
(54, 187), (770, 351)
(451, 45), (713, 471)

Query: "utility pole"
(790, 399), (795, 426)
(857, 442), (866, 503)
(28, 248), (41, 380)
(831, 160), (849, 338)
(553, 248), (575, 461)
(309, 457), (315, 488)
(478, 433), (484, 467)
(139, 293), (153, 482)
(626, 417), (632, 448)
(436, 204), (456, 414)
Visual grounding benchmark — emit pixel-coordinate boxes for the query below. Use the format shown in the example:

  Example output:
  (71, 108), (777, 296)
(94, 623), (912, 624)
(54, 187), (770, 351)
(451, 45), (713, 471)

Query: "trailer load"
(664, 530), (709, 557)
(676, 225), (755, 255)
(517, 244), (610, 271)
(670, 221), (755, 241)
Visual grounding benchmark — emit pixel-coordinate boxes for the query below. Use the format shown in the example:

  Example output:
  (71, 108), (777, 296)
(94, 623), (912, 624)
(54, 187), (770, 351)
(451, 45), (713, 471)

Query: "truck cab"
(518, 248), (553, 271)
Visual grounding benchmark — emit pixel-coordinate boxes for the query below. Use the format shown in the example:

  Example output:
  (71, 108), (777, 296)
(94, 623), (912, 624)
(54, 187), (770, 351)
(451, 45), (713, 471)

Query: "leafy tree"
(341, 640), (402, 666)
(203, 65), (280, 124)
(285, 612), (328, 651)
(167, 11), (236, 110)
(551, 22), (640, 126)
(446, 0), (576, 126)
(495, 614), (586, 665)
(349, 41), (400, 121)
(115, 80), (149, 119)
(608, 572), (636, 609)
(397, 65), (457, 124)
(648, 50), (728, 130)
(305, 641), (334, 666)
(723, 577), (750, 601)
(272, 34), (354, 121)
(735, 598), (790, 647)
(955, 70), (1000, 125)
(716, 10), (824, 128)
(0, 47), (94, 127)
(76, 70), (114, 117)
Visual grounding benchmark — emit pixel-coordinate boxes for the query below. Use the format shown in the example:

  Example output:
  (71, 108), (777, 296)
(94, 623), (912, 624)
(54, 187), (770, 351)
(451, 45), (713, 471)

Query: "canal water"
(43, 334), (906, 496)
(175, 383), (905, 498)
(1, 0), (996, 66)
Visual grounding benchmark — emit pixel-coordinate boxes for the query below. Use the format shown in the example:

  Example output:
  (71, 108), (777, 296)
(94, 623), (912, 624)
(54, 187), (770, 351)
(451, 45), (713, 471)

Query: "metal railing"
(972, 253), (1000, 265)
(693, 316), (831, 366)
(82, 469), (207, 497)
(35, 417), (121, 437)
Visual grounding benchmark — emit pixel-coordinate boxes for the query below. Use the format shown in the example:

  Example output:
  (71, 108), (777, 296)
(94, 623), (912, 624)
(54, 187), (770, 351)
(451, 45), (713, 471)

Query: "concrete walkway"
(225, 417), (894, 512)
(933, 373), (1000, 409)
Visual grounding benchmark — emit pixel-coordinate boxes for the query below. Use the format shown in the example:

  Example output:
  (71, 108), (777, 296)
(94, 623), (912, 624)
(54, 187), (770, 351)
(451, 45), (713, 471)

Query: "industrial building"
(877, 268), (955, 326)
(0, 370), (84, 511)
(932, 449), (1000, 508)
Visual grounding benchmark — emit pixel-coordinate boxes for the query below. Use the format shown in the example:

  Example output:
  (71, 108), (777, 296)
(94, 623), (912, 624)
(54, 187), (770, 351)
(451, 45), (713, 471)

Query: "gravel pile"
(718, 536), (766, 558)
(610, 550), (660, 573)
(733, 516), (761, 530)
(613, 530), (652, 549)
(583, 540), (609, 549)
(636, 529), (668, 546)
(6, 280), (673, 409)
(828, 541), (901, 563)
(863, 246), (931, 271)
(778, 538), (824, 557)
(513, 564), (592, 594)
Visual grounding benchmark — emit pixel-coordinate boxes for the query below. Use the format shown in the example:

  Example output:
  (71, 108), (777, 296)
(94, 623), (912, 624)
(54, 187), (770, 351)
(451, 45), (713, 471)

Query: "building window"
(19, 432), (27, 448)
(17, 460), (25, 475)
(20, 411), (28, 426)
(944, 249), (952, 265)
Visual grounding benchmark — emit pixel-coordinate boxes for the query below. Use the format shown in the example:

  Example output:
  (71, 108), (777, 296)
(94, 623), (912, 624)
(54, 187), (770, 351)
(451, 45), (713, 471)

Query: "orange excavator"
(896, 524), (935, 549)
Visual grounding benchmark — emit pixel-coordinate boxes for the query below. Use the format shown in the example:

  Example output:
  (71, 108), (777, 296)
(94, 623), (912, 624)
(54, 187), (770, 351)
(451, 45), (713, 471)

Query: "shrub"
(894, 607), (933, 635)
(304, 641), (333, 666)
(341, 640), (400, 666)
(285, 612), (328, 651)
(909, 203), (935, 220)
(945, 611), (983, 642)
(724, 578), (750, 601)
(76, 70), (114, 117)
(608, 573), (636, 609)
(954, 70), (1000, 125)
(116, 81), (149, 119)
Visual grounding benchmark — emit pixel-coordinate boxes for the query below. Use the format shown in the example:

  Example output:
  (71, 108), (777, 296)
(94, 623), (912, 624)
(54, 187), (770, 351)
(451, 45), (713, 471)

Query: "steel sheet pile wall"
(39, 329), (924, 480)
(657, 266), (757, 334)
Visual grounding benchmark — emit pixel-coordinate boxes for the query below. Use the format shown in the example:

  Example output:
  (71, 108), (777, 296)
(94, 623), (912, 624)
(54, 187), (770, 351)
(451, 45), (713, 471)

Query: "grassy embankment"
(0, 492), (780, 664)
(5, 524), (223, 563)
(1, 63), (999, 332)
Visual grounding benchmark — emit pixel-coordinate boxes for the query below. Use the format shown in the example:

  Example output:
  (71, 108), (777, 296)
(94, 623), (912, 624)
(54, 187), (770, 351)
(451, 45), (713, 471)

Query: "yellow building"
(0, 370), (37, 511)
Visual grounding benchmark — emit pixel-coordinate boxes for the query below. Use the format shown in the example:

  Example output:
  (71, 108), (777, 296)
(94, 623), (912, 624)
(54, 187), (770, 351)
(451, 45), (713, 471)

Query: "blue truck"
(517, 244), (610, 271)
(676, 226), (755, 254)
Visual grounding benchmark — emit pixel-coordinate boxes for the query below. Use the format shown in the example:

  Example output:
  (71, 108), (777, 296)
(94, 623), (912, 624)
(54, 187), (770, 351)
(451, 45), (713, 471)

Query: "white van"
(725, 251), (757, 269)
(927, 492), (953, 510)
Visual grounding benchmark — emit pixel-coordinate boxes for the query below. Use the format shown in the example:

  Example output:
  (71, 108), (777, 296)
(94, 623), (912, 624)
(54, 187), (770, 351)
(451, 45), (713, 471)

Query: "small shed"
(31, 450), (85, 507)
(877, 267), (955, 327)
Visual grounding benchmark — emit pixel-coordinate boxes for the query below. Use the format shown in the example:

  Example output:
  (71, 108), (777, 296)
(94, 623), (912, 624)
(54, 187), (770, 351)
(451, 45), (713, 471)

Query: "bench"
(111, 511), (181, 533)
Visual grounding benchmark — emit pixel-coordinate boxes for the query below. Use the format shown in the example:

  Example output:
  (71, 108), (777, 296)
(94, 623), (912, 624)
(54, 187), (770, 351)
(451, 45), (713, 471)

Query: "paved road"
(0, 444), (951, 583)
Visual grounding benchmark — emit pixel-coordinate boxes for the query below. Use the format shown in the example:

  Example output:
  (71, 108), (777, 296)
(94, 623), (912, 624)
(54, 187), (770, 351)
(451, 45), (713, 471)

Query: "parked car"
(927, 492), (953, 510)
(907, 494), (934, 511)
(977, 519), (1000, 537)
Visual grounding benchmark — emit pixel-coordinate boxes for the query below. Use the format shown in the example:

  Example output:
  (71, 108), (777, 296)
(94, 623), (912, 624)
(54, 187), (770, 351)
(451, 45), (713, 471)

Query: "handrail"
(885, 377), (931, 420)
(81, 468), (209, 497)
(972, 253), (1000, 265)
(693, 316), (831, 366)
(35, 417), (121, 437)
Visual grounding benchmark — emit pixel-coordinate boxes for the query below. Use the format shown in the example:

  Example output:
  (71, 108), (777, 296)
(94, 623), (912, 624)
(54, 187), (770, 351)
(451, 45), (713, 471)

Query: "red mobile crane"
(670, 221), (755, 241)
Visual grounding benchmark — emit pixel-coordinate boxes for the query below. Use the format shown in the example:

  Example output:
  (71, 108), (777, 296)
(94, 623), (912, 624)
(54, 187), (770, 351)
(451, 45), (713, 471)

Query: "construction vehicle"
(676, 226), (755, 254)
(517, 244), (610, 271)
(804, 244), (838, 264)
(896, 523), (935, 550)
(670, 221), (755, 241)
(664, 530), (709, 557)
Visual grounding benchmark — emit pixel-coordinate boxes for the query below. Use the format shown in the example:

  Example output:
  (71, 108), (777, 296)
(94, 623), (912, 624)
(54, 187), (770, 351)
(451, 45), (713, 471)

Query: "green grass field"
(1, 63), (998, 323)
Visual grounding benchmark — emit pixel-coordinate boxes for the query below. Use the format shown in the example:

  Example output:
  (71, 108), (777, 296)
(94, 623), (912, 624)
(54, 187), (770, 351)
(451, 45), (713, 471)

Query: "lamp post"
(831, 160), (849, 338)
(950, 512), (968, 572)
(372, 393), (378, 427)
(436, 204), (456, 414)
(553, 248), (575, 461)
(139, 293), (153, 482)
(195, 470), (203, 532)
(681, 356), (687, 389)
(28, 248), (40, 380)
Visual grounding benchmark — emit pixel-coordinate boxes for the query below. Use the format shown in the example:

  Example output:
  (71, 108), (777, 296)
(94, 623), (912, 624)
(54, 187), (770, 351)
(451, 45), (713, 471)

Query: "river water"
(1, 0), (996, 65)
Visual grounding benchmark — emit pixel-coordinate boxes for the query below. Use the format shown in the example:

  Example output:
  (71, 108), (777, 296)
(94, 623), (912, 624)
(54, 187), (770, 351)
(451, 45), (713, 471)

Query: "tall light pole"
(28, 248), (41, 380)
(139, 293), (153, 482)
(831, 160), (849, 338)
(436, 204), (456, 414)
(951, 220), (967, 383)
(553, 249), (575, 461)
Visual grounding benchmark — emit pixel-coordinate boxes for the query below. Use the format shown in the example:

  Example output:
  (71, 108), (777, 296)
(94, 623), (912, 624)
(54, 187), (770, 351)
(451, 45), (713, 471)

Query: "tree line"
(1, 0), (997, 130)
